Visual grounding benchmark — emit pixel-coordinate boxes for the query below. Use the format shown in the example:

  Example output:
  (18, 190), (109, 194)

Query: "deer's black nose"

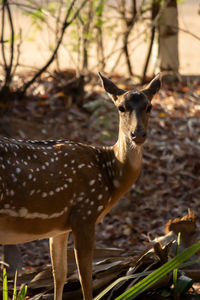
(131, 129), (146, 144)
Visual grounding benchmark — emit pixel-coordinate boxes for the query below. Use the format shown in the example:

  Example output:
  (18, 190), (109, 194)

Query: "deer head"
(99, 73), (161, 147)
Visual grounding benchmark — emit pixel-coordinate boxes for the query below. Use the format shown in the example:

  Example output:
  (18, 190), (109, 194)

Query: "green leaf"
(23, 8), (46, 25)
(3, 269), (8, 300)
(96, 0), (105, 16)
(94, 272), (152, 300)
(47, 2), (58, 15)
(173, 232), (181, 297)
(179, 258), (200, 269)
(175, 275), (193, 296)
(18, 284), (27, 299)
(12, 271), (17, 300)
(115, 241), (200, 300)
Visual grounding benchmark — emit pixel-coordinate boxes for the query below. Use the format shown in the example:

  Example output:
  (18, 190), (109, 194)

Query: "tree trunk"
(158, 0), (179, 72)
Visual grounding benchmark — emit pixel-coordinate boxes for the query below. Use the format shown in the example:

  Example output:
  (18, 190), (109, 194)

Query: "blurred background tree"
(0, 0), (199, 101)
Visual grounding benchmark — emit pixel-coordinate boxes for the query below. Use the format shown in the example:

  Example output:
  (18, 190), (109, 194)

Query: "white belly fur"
(0, 226), (68, 244)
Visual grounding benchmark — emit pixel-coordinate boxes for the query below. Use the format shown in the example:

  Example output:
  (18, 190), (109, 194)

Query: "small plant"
(172, 233), (194, 300)
(2, 269), (27, 300)
(94, 241), (200, 300)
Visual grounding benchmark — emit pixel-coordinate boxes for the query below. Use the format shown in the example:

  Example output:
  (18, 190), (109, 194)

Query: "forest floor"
(0, 71), (199, 299)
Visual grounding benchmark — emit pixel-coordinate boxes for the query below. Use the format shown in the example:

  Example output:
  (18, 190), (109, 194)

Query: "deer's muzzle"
(131, 129), (146, 145)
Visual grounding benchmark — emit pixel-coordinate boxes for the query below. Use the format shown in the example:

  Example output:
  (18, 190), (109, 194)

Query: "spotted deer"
(0, 73), (161, 300)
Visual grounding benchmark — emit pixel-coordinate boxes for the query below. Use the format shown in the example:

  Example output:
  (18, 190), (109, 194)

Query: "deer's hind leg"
(72, 223), (95, 300)
(49, 232), (69, 300)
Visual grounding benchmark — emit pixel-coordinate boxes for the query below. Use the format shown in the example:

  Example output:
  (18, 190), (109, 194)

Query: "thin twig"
(142, 0), (160, 83)
(12, 28), (22, 75)
(1, 1), (7, 70)
(166, 24), (200, 42)
(55, 0), (64, 71)
(5, 0), (15, 84)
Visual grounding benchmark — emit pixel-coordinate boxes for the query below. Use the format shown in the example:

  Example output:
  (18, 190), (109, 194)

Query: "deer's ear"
(142, 74), (161, 101)
(98, 72), (126, 101)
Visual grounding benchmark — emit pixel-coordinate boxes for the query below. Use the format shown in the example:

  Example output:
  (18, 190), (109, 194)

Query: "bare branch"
(20, 0), (88, 96)
(142, 0), (160, 83)
(1, 1), (7, 70)
(12, 28), (22, 75)
(5, 0), (15, 84)
(166, 25), (200, 42)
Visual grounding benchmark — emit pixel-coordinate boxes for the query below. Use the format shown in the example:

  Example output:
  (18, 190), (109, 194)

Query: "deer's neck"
(103, 131), (143, 200)
(96, 132), (142, 222)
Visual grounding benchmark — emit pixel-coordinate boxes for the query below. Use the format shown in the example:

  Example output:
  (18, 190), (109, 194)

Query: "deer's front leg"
(72, 223), (95, 300)
(49, 232), (69, 300)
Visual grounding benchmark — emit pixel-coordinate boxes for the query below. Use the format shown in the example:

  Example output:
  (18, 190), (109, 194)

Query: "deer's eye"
(146, 104), (152, 113)
(118, 106), (125, 113)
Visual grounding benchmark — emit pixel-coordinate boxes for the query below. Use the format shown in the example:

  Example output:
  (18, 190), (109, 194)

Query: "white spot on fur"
(97, 205), (103, 212)
(19, 207), (28, 217)
(42, 192), (47, 198)
(113, 179), (120, 188)
(78, 164), (85, 169)
(30, 190), (35, 196)
(16, 167), (21, 173)
(10, 190), (15, 196)
(89, 180), (95, 186)
(77, 197), (83, 202)
(98, 194), (103, 200)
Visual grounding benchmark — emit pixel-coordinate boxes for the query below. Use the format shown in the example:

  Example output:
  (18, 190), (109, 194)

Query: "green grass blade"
(3, 268), (8, 300)
(12, 270), (18, 300)
(18, 284), (27, 300)
(173, 232), (181, 299)
(115, 241), (200, 300)
(94, 272), (152, 300)
(179, 258), (200, 269)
